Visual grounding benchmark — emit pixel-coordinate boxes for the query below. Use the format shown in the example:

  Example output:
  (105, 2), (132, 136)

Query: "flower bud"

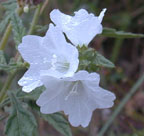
(24, 5), (29, 13)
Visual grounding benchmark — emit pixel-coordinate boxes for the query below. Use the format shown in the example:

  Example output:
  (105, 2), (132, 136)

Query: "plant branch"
(0, 23), (12, 50)
(28, 5), (41, 35)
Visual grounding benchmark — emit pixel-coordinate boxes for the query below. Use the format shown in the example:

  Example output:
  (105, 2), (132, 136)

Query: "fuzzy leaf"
(0, 51), (7, 65)
(28, 99), (72, 136)
(0, 51), (8, 71)
(17, 86), (45, 101)
(5, 92), (37, 136)
(0, 56), (23, 72)
(41, 113), (72, 136)
(11, 13), (26, 47)
(0, 0), (17, 33)
(102, 27), (144, 38)
(79, 47), (115, 72)
(94, 51), (115, 68)
(0, 16), (10, 33)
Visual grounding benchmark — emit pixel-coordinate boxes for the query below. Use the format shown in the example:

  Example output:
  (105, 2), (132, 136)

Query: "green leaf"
(0, 50), (8, 71)
(0, 57), (24, 72)
(29, 102), (72, 136)
(0, 0), (17, 33)
(79, 47), (115, 72)
(0, 50), (7, 65)
(0, 16), (10, 33)
(94, 51), (115, 68)
(0, 87), (45, 109)
(17, 86), (45, 101)
(11, 13), (26, 47)
(101, 27), (144, 38)
(41, 113), (72, 136)
(5, 92), (37, 136)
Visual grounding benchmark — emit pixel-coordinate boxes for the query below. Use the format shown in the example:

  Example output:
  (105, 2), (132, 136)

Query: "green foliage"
(102, 27), (144, 38)
(11, 13), (26, 47)
(79, 47), (115, 72)
(0, 50), (7, 65)
(41, 113), (72, 136)
(29, 102), (72, 136)
(0, 87), (45, 110)
(17, 86), (45, 101)
(14, 86), (72, 136)
(5, 92), (37, 136)
(0, 56), (23, 72)
(0, 0), (17, 33)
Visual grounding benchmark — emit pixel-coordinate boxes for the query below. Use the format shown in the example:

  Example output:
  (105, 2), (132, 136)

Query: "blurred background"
(0, 0), (144, 136)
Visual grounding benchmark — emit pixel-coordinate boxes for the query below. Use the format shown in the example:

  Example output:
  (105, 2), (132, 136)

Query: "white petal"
(98, 8), (107, 23)
(37, 71), (115, 127)
(36, 76), (69, 113)
(64, 70), (100, 83)
(18, 65), (43, 92)
(50, 9), (72, 31)
(50, 9), (104, 47)
(68, 100), (92, 127)
(18, 35), (50, 65)
(18, 24), (79, 92)
(43, 24), (79, 77)
(84, 83), (116, 111)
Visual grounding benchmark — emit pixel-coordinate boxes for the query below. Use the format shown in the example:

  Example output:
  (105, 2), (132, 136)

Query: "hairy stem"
(0, 8), (23, 50)
(0, 24), (12, 50)
(28, 5), (41, 35)
(0, 70), (17, 103)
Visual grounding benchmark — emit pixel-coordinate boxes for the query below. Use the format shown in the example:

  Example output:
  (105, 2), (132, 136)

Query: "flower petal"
(49, 9), (72, 31)
(36, 76), (69, 113)
(18, 35), (50, 65)
(37, 71), (115, 127)
(42, 24), (79, 77)
(18, 65), (43, 92)
(50, 9), (104, 47)
(98, 8), (107, 23)
(18, 24), (79, 92)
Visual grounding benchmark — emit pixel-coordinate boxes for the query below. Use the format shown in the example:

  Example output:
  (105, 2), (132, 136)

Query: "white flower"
(50, 8), (106, 47)
(18, 24), (79, 92)
(36, 70), (116, 127)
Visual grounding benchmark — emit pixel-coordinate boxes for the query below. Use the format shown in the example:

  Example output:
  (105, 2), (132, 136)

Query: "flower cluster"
(18, 9), (116, 127)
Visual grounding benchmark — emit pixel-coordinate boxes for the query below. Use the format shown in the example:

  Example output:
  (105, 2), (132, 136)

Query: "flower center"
(51, 54), (70, 74)
(65, 82), (79, 101)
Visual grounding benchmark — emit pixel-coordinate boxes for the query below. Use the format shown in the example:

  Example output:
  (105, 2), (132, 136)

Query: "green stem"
(0, 5), (41, 103)
(0, 70), (17, 103)
(0, 8), (23, 50)
(0, 23), (12, 50)
(98, 73), (144, 136)
(28, 5), (41, 35)
(110, 38), (124, 63)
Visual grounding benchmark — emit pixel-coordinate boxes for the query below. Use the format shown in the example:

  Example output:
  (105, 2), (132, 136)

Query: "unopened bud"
(24, 5), (29, 13)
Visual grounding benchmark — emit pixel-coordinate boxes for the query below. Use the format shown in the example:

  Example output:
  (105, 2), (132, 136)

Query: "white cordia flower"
(50, 8), (106, 47)
(36, 70), (116, 127)
(18, 24), (79, 93)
